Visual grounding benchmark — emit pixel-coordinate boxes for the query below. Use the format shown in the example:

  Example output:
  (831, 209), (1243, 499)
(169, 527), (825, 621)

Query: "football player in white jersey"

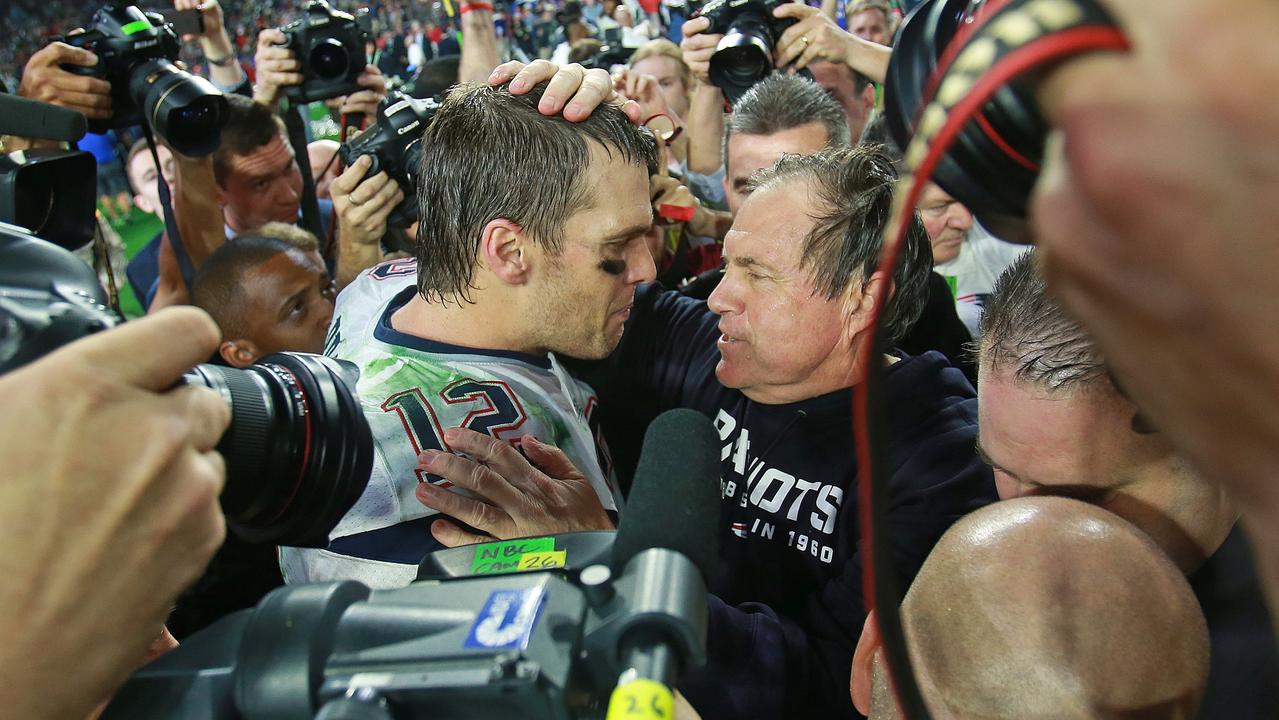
(281, 69), (657, 588)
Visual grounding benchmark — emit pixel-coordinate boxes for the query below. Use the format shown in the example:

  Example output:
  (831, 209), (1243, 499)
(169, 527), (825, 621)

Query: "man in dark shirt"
(420, 134), (996, 719)
(977, 251), (1278, 719)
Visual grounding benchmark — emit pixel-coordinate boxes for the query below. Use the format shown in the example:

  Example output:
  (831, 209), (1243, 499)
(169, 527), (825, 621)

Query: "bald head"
(858, 497), (1209, 720)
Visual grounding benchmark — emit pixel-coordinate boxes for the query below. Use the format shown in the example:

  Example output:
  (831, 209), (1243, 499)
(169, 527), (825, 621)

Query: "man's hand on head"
(414, 428), (614, 547)
(17, 42), (112, 120)
(488, 59), (642, 123)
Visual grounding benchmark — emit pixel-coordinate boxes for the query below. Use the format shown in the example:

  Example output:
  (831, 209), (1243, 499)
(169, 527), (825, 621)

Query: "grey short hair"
(746, 144), (932, 345)
(416, 81), (658, 304)
(979, 251), (1108, 391)
(722, 74), (851, 171)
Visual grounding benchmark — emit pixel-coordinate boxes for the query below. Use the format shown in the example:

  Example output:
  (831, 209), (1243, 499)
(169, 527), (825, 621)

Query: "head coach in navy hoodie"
(415, 60), (998, 720)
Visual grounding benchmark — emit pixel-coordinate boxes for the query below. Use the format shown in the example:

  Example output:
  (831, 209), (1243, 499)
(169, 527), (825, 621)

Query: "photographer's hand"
(252, 28), (301, 108)
(174, 0), (246, 89)
(651, 174), (725, 239)
(0, 308), (229, 720)
(332, 64), (387, 118)
(489, 60), (642, 123)
(415, 429), (614, 547)
(331, 154), (403, 290)
(17, 42), (112, 121)
(613, 68), (677, 125)
(679, 16), (722, 86)
(773, 3), (890, 83)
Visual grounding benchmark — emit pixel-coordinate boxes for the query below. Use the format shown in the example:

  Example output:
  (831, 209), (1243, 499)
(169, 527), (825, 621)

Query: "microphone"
(607, 409), (721, 720)
(0, 94), (88, 143)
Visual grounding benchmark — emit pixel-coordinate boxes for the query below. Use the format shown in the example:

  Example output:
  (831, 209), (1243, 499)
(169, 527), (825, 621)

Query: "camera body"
(279, 0), (372, 104)
(0, 221), (374, 547)
(339, 91), (440, 228)
(696, 0), (797, 102)
(61, 4), (228, 156)
(579, 44), (635, 72)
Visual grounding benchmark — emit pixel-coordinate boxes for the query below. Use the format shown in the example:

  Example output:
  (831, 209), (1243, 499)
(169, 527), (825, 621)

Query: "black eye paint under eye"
(599, 258), (626, 276)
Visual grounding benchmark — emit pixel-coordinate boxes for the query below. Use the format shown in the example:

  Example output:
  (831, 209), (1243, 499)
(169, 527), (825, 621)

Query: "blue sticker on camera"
(463, 586), (547, 651)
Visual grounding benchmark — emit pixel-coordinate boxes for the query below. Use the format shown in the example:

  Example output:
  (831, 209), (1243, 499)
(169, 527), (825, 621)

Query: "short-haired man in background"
(191, 233), (335, 367)
(917, 180), (1026, 336)
(721, 73), (850, 215)
(976, 252), (1279, 719)
(846, 0), (893, 47)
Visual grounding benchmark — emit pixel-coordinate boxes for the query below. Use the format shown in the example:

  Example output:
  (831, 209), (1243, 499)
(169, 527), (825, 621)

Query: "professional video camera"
(59, 4), (229, 157)
(0, 93), (374, 545)
(694, 0), (798, 103)
(338, 91), (441, 228)
(279, 0), (373, 104)
(102, 410), (720, 720)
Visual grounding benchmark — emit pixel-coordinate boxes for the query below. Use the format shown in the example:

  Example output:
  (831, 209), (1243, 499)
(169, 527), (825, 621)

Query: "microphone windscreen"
(0, 93), (88, 143)
(612, 409), (721, 582)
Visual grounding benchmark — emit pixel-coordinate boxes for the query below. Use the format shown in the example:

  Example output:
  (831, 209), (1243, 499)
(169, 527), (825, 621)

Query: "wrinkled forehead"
(229, 133), (295, 179)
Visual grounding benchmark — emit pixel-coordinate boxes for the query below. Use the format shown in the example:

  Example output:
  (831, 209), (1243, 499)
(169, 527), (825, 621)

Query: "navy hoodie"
(581, 284), (996, 720)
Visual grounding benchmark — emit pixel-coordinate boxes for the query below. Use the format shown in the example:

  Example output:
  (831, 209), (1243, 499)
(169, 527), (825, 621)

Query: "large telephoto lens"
(130, 59), (229, 157)
(709, 15), (775, 103)
(182, 353), (373, 548)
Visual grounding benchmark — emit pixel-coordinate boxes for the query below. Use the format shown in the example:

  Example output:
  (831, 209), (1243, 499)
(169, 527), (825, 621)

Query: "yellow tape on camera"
(606, 678), (674, 720)
(517, 550), (566, 571)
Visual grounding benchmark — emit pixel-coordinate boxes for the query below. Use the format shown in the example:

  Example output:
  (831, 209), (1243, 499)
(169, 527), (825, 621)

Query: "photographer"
(0, 308), (228, 720)
(680, 1), (887, 175)
(173, 0), (249, 94)
(252, 28), (386, 117)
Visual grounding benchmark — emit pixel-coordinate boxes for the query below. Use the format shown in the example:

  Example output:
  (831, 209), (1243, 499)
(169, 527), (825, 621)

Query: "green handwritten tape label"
(471, 537), (555, 575)
(121, 19), (152, 35)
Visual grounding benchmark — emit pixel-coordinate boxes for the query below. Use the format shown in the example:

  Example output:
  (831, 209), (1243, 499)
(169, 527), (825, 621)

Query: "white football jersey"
(280, 260), (620, 589)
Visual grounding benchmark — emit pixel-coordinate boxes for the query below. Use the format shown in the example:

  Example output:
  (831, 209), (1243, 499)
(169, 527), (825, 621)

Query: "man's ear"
(860, 82), (877, 118)
(841, 270), (890, 344)
(852, 610), (883, 716)
(219, 339), (260, 368)
(478, 218), (532, 286)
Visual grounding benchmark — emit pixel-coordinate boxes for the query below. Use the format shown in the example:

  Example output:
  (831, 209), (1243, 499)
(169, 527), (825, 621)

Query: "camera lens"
(131, 60), (229, 157)
(182, 353), (374, 547)
(710, 25), (774, 103)
(310, 38), (351, 79)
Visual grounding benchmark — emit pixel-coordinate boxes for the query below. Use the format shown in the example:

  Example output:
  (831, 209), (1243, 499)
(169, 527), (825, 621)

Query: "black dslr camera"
(0, 91), (374, 545)
(279, 0), (372, 103)
(61, 4), (228, 157)
(695, 0), (797, 103)
(0, 221), (375, 547)
(339, 91), (440, 228)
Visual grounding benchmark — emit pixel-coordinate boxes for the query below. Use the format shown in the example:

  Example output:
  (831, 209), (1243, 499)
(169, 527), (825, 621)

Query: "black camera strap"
(141, 123), (197, 288)
(283, 101), (326, 244)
